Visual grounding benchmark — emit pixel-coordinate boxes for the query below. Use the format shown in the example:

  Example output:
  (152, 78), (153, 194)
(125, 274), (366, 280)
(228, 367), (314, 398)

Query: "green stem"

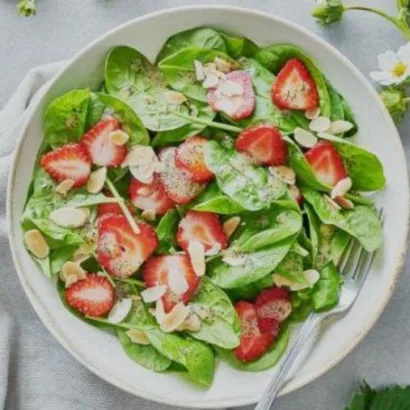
(113, 277), (146, 288)
(86, 315), (141, 330)
(345, 6), (410, 39)
(105, 177), (140, 235)
(169, 109), (243, 133)
(91, 251), (116, 287)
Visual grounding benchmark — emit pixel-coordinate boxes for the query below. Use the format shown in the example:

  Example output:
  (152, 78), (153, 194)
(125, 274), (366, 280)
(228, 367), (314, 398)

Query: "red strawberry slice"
(305, 140), (347, 187)
(159, 148), (205, 204)
(176, 210), (228, 252)
(142, 254), (199, 313)
(255, 287), (292, 332)
(97, 192), (135, 216)
(235, 124), (287, 166)
(175, 136), (214, 182)
(128, 174), (175, 215)
(234, 301), (276, 363)
(40, 143), (91, 187)
(65, 274), (114, 317)
(272, 58), (319, 110)
(97, 214), (158, 278)
(81, 119), (126, 167)
(207, 71), (255, 120)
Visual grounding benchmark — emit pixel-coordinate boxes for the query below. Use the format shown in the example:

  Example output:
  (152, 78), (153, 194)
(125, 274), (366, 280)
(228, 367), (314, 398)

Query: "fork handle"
(255, 313), (322, 410)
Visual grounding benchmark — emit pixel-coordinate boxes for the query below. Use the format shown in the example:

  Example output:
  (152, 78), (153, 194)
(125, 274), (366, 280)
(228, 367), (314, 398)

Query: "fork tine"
(338, 238), (355, 273)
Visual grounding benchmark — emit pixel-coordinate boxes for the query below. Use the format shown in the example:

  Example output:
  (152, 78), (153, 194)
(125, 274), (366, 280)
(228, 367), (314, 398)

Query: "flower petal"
(370, 70), (393, 84)
(377, 50), (398, 71)
(397, 43), (410, 64)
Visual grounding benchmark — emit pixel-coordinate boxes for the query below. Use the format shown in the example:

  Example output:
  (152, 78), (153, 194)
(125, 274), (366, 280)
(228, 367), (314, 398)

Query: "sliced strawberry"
(81, 119), (126, 167)
(175, 136), (213, 182)
(305, 140), (347, 187)
(207, 71), (255, 120)
(176, 210), (227, 252)
(272, 58), (319, 110)
(97, 192), (135, 216)
(235, 124), (287, 166)
(234, 301), (275, 363)
(142, 254), (199, 313)
(65, 274), (114, 317)
(159, 148), (205, 204)
(255, 287), (292, 331)
(40, 143), (91, 187)
(289, 185), (303, 205)
(97, 214), (158, 278)
(128, 174), (175, 215)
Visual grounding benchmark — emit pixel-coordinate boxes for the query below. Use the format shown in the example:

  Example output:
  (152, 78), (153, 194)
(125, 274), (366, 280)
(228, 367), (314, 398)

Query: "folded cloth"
(0, 64), (213, 410)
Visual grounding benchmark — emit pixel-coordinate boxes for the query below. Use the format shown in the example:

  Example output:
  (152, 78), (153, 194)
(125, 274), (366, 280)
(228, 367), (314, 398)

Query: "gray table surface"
(1, 1), (410, 409)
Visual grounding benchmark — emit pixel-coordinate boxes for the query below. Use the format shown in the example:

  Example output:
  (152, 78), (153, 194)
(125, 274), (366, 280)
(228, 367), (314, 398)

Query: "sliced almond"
(223, 216), (241, 238)
(87, 167), (107, 194)
(165, 90), (187, 105)
(194, 59), (206, 81)
(205, 243), (222, 256)
(305, 107), (321, 120)
(62, 261), (86, 282)
(294, 127), (318, 148)
(202, 74), (219, 89)
(72, 243), (95, 262)
(309, 116), (331, 132)
(214, 57), (232, 73)
(65, 274), (79, 288)
(330, 177), (352, 199)
(192, 304), (210, 320)
(327, 120), (354, 135)
(222, 251), (246, 267)
(217, 80), (243, 97)
(204, 63), (226, 79)
(334, 196), (354, 209)
(168, 268), (189, 295)
(160, 302), (191, 333)
(126, 329), (150, 345)
(78, 207), (91, 220)
(273, 273), (294, 288)
(155, 298), (166, 324)
(109, 130), (129, 146)
(130, 164), (154, 184)
(303, 269), (320, 286)
(24, 229), (49, 259)
(50, 207), (88, 228)
(270, 166), (296, 185)
(188, 240), (206, 277)
(178, 312), (201, 332)
(108, 298), (133, 324)
(56, 179), (75, 197)
(141, 285), (166, 303)
(141, 209), (156, 222)
(324, 195), (341, 211)
(121, 145), (157, 169)
(290, 282), (310, 291)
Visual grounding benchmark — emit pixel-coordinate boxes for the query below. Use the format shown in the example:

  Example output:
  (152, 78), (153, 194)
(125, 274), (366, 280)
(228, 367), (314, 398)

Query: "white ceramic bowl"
(7, 5), (410, 408)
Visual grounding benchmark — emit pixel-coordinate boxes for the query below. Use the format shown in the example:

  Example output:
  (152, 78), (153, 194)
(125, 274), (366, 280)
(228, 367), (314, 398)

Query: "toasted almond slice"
(194, 59), (206, 81)
(160, 302), (191, 333)
(50, 207), (88, 228)
(130, 164), (154, 184)
(56, 179), (75, 197)
(222, 251), (246, 267)
(65, 274), (79, 288)
(62, 261), (87, 281)
(108, 298), (133, 324)
(202, 74), (219, 89)
(223, 216), (241, 238)
(109, 130), (129, 146)
(141, 285), (166, 303)
(215, 57), (232, 73)
(305, 107), (321, 120)
(24, 229), (49, 259)
(72, 243), (95, 262)
(205, 243), (222, 256)
(217, 80), (243, 97)
(165, 90), (187, 105)
(131, 294), (141, 301)
(87, 167), (107, 194)
(330, 177), (352, 199)
(155, 298), (166, 324)
(273, 273), (294, 288)
(309, 116), (331, 132)
(270, 166), (296, 185)
(334, 196), (354, 209)
(290, 282), (310, 291)
(168, 268), (189, 295)
(327, 120), (354, 135)
(316, 131), (334, 140)
(178, 312), (201, 332)
(121, 145), (157, 168)
(303, 269), (320, 286)
(324, 195), (341, 211)
(78, 207), (91, 220)
(141, 209), (156, 222)
(126, 329), (150, 345)
(294, 127), (318, 148)
(188, 240), (206, 277)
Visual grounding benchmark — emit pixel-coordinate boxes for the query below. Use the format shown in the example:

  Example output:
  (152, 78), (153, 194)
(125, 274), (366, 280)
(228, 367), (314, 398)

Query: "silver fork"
(255, 209), (384, 410)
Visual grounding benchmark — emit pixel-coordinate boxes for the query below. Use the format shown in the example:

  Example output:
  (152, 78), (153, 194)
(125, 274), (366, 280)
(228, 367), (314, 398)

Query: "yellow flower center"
(391, 62), (407, 78)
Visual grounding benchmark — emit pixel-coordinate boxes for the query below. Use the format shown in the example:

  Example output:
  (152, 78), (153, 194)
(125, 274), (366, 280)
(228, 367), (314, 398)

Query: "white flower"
(370, 43), (410, 85)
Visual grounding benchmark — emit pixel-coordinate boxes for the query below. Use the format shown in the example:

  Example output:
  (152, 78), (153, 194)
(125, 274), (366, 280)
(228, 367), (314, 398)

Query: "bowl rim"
(7, 4), (410, 408)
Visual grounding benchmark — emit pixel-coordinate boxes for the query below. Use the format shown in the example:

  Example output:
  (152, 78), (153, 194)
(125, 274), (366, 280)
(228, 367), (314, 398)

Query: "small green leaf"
(312, 262), (341, 311)
(345, 381), (375, 410)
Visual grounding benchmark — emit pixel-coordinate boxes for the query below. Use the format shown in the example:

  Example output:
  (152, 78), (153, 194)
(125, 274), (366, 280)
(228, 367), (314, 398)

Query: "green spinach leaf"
(155, 209), (180, 254)
(312, 262), (342, 311)
(220, 32), (259, 59)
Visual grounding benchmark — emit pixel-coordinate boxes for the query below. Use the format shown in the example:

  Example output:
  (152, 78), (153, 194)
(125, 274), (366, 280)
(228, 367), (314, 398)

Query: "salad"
(21, 27), (385, 387)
